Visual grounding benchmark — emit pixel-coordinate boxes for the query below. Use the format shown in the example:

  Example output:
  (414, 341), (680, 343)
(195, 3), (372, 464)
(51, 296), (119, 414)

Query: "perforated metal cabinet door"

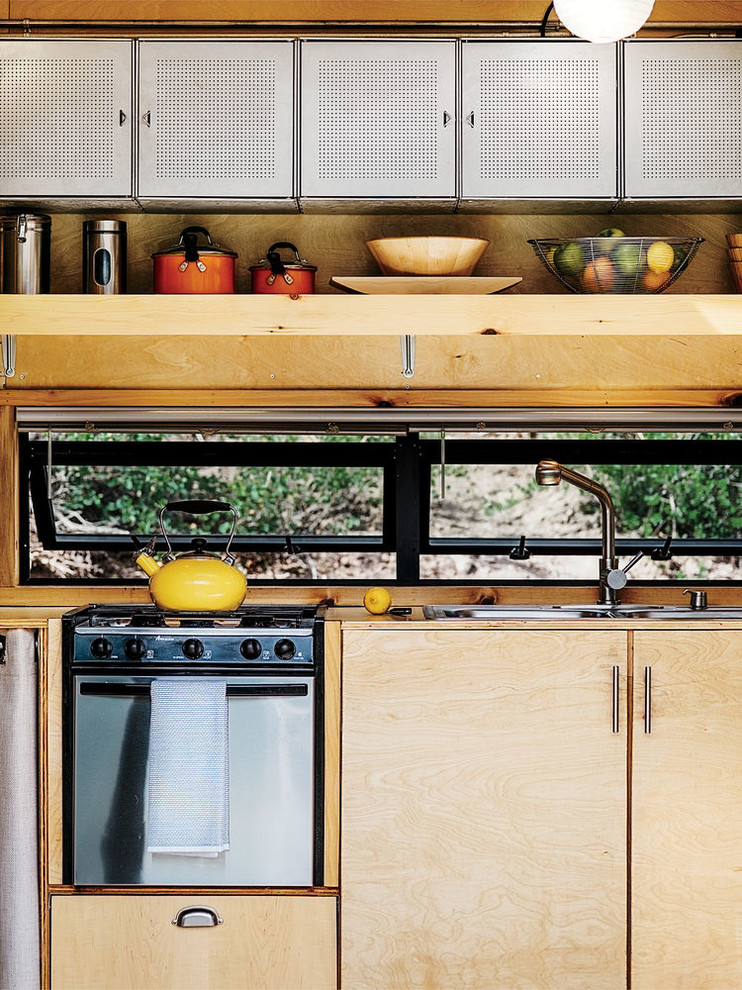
(138, 40), (294, 199)
(0, 39), (132, 198)
(624, 39), (742, 199)
(300, 40), (456, 199)
(461, 40), (618, 199)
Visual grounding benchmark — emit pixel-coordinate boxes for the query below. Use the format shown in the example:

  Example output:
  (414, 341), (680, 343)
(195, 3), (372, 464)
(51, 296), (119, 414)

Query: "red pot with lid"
(250, 242), (316, 294)
(152, 226), (237, 294)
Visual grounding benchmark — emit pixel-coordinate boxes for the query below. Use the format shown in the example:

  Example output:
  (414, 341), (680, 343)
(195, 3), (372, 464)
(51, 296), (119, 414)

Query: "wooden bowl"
(727, 234), (742, 248)
(366, 236), (489, 276)
(730, 262), (742, 292)
(728, 247), (742, 262)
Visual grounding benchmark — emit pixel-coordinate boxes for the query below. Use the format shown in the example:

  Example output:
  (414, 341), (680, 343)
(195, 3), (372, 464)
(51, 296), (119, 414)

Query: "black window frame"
(18, 433), (742, 585)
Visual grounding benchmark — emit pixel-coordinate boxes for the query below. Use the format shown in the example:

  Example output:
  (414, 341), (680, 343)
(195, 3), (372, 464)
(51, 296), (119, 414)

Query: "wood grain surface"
(45, 619), (63, 887)
(8, 2), (742, 24)
(0, 406), (18, 586)
(631, 630), (742, 989)
(8, 336), (742, 394)
(323, 620), (340, 888)
(50, 894), (337, 989)
(341, 627), (628, 989)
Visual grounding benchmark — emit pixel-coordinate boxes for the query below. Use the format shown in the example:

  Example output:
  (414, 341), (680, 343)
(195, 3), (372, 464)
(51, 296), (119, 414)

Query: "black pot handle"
(266, 242), (304, 274)
(178, 226), (213, 263)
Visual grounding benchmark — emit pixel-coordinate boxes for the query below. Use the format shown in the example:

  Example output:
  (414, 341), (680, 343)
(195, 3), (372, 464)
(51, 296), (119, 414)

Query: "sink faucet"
(534, 459), (642, 606)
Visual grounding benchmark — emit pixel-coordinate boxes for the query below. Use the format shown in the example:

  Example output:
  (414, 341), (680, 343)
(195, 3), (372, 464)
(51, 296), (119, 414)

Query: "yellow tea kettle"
(135, 499), (247, 612)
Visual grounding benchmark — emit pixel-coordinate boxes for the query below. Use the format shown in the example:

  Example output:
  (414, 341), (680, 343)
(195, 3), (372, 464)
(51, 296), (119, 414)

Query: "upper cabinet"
(461, 40), (618, 206)
(1, 36), (740, 213)
(0, 39), (133, 204)
(137, 40), (295, 210)
(623, 39), (742, 201)
(299, 40), (457, 209)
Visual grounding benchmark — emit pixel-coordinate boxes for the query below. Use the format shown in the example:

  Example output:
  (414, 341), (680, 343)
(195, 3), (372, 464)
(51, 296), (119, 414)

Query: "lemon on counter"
(363, 587), (392, 614)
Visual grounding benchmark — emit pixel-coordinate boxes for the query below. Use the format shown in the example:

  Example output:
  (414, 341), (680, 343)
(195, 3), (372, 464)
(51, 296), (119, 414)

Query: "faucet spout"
(535, 459), (621, 604)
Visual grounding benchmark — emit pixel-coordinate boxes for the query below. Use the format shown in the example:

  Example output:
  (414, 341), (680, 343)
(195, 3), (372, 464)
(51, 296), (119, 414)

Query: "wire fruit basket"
(528, 236), (703, 294)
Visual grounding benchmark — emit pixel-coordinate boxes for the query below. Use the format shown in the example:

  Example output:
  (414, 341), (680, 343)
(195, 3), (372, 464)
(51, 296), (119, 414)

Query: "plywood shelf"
(2, 293), (742, 338)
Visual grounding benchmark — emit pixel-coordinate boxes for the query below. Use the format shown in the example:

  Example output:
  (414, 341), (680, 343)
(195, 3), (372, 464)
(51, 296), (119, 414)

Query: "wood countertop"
(2, 293), (742, 338)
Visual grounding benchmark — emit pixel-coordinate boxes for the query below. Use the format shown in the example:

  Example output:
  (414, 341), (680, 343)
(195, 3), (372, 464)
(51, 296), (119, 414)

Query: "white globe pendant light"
(553, 0), (655, 43)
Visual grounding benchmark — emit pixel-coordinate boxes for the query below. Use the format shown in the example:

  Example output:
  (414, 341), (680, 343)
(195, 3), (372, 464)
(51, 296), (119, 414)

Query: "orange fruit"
(582, 256), (616, 292)
(642, 269), (671, 292)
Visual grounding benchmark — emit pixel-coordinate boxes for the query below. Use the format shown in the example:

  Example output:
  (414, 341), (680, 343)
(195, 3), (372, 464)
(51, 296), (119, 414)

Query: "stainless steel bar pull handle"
(612, 665), (620, 733)
(172, 906), (224, 928)
(644, 666), (652, 734)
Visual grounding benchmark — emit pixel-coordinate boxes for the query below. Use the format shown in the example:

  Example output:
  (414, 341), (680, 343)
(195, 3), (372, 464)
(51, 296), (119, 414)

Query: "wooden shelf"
(2, 293), (742, 338)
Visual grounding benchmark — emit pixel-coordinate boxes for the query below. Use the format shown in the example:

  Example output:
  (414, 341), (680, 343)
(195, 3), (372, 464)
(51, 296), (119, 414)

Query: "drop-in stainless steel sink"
(423, 604), (742, 621)
(423, 605), (610, 620)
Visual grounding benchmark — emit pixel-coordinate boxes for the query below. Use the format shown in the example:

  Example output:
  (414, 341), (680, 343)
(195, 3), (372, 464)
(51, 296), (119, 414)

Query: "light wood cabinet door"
(341, 628), (628, 990)
(632, 631), (742, 989)
(50, 894), (337, 990)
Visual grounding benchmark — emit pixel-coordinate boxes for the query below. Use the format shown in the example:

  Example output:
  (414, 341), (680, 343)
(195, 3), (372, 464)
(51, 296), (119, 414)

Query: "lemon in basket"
(646, 241), (675, 274)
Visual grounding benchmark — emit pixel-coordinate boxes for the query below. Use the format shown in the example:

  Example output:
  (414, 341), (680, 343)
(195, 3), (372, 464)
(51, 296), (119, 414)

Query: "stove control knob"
(240, 638), (262, 661)
(182, 638), (204, 661)
(89, 637), (112, 660)
(274, 638), (296, 661)
(124, 637), (147, 661)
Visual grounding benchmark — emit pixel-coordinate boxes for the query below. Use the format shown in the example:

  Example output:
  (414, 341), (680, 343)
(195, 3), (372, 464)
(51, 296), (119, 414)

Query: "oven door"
(66, 673), (318, 887)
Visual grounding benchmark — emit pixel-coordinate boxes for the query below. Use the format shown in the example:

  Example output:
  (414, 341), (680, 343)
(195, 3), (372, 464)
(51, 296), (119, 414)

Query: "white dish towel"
(147, 679), (230, 856)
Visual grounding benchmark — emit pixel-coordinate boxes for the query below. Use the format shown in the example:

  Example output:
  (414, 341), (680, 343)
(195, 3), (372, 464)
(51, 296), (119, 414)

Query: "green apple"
(594, 228), (626, 254)
(553, 241), (585, 278)
(613, 242), (645, 276)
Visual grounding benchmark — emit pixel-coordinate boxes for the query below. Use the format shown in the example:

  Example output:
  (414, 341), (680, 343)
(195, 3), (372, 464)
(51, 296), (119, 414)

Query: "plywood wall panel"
(42, 212), (735, 297)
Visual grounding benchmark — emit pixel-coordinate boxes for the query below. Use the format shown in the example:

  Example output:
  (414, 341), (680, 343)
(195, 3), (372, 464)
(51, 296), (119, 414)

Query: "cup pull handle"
(172, 906), (224, 928)
(644, 666), (652, 734)
(612, 665), (620, 733)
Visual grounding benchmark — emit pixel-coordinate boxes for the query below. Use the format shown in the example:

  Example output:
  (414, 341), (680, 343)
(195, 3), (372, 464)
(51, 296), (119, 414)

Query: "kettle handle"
(266, 242), (306, 264)
(158, 500), (239, 564)
(165, 499), (233, 514)
(177, 226), (213, 246)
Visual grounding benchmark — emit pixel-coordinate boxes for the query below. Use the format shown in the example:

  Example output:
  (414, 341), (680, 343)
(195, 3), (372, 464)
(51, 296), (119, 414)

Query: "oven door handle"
(78, 683), (309, 698)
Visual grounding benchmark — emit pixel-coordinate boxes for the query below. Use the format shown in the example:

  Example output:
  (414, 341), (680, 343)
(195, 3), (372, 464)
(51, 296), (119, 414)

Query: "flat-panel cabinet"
(137, 40), (295, 205)
(341, 627), (628, 990)
(50, 894), (337, 990)
(623, 39), (742, 199)
(0, 40), (133, 200)
(461, 40), (618, 202)
(300, 40), (457, 204)
(632, 631), (742, 989)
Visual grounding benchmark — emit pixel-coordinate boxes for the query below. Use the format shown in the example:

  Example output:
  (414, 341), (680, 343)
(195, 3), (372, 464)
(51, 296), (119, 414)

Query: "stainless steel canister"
(83, 219), (127, 294)
(0, 214), (51, 293)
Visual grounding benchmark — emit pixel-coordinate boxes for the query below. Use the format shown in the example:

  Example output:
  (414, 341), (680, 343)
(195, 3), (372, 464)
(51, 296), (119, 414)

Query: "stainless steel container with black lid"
(83, 219), (127, 294)
(0, 213), (51, 293)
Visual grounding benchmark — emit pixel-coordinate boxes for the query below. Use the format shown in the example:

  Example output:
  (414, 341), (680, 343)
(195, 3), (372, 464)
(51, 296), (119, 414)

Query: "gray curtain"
(0, 629), (40, 990)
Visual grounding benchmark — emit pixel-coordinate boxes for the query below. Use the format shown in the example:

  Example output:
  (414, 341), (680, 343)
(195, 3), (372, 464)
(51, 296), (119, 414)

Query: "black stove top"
(74, 603), (318, 631)
(63, 603), (322, 666)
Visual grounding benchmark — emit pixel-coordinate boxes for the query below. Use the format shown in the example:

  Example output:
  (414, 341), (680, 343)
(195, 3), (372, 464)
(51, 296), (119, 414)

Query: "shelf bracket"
(2, 335), (16, 378)
(400, 334), (415, 378)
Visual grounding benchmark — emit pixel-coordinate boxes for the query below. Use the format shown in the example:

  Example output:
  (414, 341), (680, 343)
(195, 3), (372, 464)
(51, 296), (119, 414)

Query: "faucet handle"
(622, 550), (645, 574)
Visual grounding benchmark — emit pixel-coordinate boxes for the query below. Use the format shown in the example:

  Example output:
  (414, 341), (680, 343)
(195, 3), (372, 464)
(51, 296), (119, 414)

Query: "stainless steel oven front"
(62, 604), (324, 887)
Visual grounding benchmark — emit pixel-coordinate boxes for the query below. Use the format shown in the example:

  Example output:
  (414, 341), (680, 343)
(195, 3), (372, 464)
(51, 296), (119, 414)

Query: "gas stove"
(63, 603), (321, 666)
